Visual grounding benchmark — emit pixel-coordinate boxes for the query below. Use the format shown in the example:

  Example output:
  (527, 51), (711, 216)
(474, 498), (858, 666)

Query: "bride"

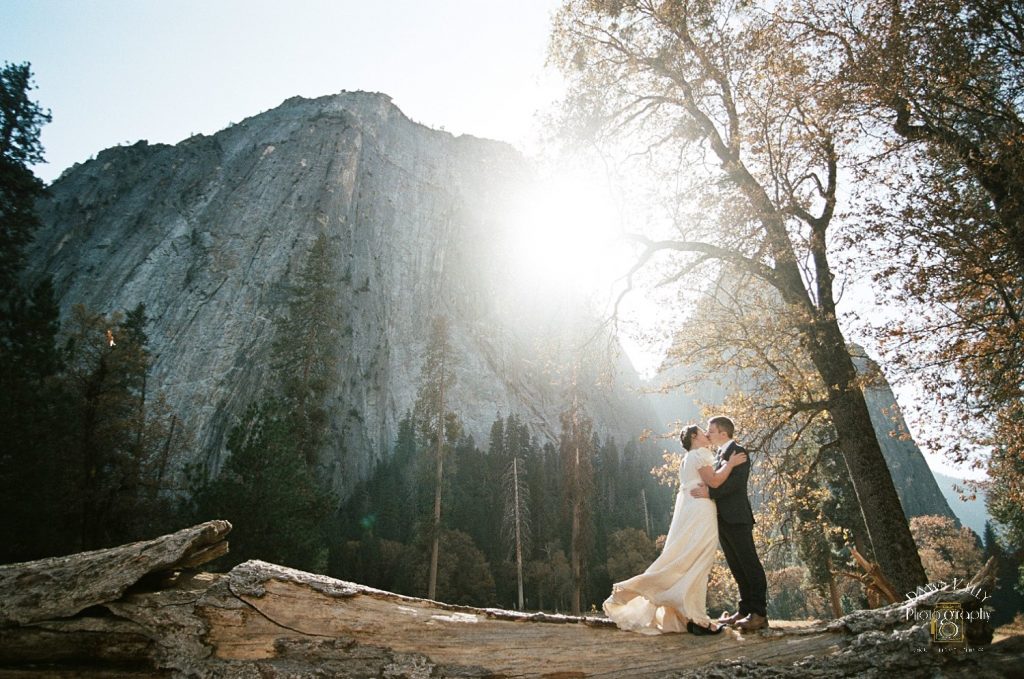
(602, 424), (747, 635)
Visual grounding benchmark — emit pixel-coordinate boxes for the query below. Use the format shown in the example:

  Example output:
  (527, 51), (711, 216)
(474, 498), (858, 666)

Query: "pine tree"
(272, 232), (343, 468)
(59, 306), (163, 548)
(0, 61), (51, 294)
(390, 411), (420, 544)
(982, 520), (1024, 625)
(0, 279), (68, 559)
(559, 392), (595, 615)
(193, 401), (332, 571)
(413, 316), (459, 600)
(53, 303), (188, 549)
(480, 415), (507, 562)
(0, 62), (67, 562)
(191, 233), (340, 571)
(449, 432), (492, 559)
(538, 440), (563, 550)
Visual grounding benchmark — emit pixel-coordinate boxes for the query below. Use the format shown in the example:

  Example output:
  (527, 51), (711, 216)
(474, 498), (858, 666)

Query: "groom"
(690, 416), (769, 631)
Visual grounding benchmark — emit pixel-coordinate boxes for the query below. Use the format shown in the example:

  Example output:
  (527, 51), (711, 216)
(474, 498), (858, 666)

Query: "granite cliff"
(25, 91), (658, 498)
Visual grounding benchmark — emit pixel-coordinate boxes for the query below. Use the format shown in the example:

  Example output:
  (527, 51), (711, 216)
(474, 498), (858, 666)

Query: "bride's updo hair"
(680, 425), (700, 451)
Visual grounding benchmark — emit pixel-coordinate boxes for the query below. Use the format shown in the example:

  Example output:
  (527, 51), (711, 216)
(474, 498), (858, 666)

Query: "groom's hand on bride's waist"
(690, 483), (710, 499)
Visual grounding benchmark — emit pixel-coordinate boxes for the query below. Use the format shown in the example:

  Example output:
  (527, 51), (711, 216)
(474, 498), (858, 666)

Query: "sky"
(5, 0), (565, 183)
(5, 0), (984, 483)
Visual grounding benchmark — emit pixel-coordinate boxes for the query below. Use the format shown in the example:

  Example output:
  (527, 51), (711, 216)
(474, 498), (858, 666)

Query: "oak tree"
(551, 0), (926, 594)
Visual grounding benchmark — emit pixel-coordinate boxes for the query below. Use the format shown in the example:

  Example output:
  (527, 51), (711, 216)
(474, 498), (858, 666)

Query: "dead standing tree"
(551, 0), (927, 596)
(559, 383), (595, 616)
(503, 453), (532, 610)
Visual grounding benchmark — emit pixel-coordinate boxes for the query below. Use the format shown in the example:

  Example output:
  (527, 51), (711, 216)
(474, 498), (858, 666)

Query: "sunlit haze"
(508, 168), (623, 295)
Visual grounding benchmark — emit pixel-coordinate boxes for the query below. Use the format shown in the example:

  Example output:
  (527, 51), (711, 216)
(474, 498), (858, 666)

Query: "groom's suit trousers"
(708, 441), (768, 617)
(717, 518), (768, 617)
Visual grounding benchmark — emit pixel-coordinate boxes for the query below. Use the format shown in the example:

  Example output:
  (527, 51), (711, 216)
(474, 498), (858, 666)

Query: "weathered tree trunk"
(806, 317), (928, 598)
(828, 570), (843, 619)
(513, 456), (525, 611)
(428, 342), (447, 602)
(1, 524), (1018, 678)
(641, 486), (651, 536)
(80, 354), (108, 552)
(571, 495), (582, 615)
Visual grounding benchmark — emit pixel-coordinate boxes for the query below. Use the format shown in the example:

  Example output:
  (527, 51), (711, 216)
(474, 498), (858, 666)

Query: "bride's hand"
(727, 452), (748, 467)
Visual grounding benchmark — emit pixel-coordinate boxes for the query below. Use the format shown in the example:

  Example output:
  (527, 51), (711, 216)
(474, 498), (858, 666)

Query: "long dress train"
(602, 446), (718, 634)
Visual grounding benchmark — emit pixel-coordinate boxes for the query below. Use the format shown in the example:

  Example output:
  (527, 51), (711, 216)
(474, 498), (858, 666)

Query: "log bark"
(0, 523), (1020, 678)
(0, 520), (231, 626)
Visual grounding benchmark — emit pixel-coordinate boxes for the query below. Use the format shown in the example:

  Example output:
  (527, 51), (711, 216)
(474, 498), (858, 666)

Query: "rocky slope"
(26, 92), (658, 498)
(850, 346), (961, 523)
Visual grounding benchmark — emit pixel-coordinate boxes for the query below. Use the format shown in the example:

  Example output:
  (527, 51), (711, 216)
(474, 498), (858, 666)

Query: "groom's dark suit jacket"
(707, 440), (755, 524)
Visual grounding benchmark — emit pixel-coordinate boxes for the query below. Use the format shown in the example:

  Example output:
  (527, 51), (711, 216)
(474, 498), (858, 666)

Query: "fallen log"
(0, 522), (1020, 678)
(0, 520), (231, 627)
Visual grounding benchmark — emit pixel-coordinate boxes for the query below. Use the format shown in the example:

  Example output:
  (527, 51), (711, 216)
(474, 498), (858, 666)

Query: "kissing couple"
(602, 416), (769, 635)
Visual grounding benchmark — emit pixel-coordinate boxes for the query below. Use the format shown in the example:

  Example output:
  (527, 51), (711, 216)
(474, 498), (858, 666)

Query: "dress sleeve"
(701, 448), (716, 467)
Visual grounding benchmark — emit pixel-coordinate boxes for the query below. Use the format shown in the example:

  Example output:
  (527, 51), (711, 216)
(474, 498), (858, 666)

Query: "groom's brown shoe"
(718, 611), (745, 626)
(734, 613), (769, 631)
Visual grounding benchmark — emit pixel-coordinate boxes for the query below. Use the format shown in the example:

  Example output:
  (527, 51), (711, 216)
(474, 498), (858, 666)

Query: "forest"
(2, 0), (1024, 630)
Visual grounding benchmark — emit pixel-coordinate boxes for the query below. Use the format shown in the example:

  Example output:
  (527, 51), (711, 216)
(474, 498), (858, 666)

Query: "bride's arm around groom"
(697, 448), (747, 490)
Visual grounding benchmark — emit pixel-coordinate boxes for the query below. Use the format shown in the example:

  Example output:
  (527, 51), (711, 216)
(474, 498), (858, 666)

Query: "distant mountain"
(851, 346), (959, 523)
(932, 471), (990, 539)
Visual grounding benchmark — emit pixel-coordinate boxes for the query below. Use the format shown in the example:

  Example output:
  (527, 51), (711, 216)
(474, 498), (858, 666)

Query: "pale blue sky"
(4, 0), (564, 183)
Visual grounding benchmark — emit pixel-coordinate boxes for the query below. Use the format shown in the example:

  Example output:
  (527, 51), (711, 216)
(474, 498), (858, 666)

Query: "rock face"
(26, 92), (658, 498)
(849, 345), (962, 524)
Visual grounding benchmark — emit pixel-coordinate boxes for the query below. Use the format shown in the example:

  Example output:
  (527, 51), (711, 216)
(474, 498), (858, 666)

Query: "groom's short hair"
(708, 415), (735, 438)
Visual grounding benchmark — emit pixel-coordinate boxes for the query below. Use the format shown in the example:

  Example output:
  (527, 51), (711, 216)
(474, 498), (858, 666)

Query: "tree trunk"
(428, 452), (443, 601)
(828, 568), (843, 619)
(427, 347), (446, 601)
(156, 415), (177, 489)
(1, 525), (1015, 678)
(807, 319), (928, 597)
(570, 425), (583, 616)
(513, 457), (525, 611)
(80, 354), (108, 552)
(641, 487), (651, 537)
(571, 499), (582, 615)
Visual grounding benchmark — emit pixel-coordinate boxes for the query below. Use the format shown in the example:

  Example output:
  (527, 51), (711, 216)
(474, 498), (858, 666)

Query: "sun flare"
(506, 167), (623, 299)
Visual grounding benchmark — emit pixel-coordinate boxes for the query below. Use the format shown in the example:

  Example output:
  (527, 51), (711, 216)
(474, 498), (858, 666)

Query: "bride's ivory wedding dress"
(602, 446), (717, 633)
